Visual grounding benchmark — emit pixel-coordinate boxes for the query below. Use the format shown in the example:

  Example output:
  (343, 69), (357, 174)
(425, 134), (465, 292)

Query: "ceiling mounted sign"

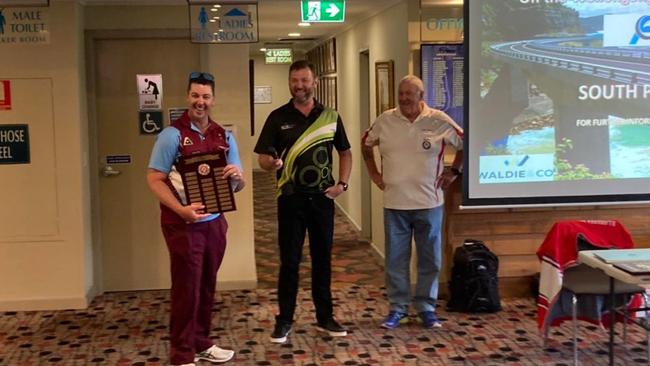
(265, 48), (293, 64)
(301, 0), (345, 23)
(188, 1), (259, 44)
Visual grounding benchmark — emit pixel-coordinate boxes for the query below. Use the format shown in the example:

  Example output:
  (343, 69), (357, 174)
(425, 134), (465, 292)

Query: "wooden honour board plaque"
(177, 151), (236, 214)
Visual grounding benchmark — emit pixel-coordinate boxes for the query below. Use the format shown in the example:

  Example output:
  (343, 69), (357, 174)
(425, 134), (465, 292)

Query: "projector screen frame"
(461, 1), (650, 208)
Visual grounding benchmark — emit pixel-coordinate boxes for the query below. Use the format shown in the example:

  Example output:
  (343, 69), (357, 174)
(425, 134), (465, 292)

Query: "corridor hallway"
(252, 170), (384, 290)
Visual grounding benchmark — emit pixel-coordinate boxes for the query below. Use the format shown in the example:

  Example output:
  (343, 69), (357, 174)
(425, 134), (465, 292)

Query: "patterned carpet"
(1, 171), (649, 365)
(2, 288), (650, 365)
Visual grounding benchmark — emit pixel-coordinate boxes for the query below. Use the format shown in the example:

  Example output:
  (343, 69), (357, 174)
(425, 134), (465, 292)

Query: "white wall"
(0, 2), (91, 310)
(334, 2), (410, 255)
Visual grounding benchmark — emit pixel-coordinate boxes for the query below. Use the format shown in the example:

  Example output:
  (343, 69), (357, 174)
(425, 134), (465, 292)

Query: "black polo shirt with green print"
(254, 99), (350, 194)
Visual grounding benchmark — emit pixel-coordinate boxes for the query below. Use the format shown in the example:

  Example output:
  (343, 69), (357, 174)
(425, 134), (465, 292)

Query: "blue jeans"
(384, 207), (443, 314)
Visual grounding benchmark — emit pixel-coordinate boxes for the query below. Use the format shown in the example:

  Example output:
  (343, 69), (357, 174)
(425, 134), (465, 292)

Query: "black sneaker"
(317, 318), (347, 337)
(269, 322), (292, 343)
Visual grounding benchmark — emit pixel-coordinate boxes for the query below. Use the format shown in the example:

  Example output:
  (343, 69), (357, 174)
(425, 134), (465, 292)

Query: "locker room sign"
(0, 8), (50, 45)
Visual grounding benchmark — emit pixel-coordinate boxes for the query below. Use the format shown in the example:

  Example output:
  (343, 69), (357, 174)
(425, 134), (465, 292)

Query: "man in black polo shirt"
(254, 60), (352, 344)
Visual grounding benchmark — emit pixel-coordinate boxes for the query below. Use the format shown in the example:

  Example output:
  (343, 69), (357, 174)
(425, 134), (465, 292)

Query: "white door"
(94, 38), (200, 291)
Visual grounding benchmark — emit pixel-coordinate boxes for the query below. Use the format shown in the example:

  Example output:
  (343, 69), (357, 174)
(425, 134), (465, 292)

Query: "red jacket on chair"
(536, 220), (636, 331)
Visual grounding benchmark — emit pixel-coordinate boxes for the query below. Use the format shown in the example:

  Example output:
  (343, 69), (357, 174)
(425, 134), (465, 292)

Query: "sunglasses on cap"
(189, 71), (215, 81)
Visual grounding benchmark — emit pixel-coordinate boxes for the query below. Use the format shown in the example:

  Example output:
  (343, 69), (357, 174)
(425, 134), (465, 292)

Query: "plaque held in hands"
(177, 151), (236, 214)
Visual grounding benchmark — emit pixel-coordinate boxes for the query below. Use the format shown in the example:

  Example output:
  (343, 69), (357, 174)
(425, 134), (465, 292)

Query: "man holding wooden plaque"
(147, 72), (244, 366)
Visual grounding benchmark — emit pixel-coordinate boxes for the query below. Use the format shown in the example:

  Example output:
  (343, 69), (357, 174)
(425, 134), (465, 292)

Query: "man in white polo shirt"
(361, 75), (463, 329)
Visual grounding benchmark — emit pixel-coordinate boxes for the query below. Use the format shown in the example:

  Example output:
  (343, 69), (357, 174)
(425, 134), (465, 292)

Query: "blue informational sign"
(106, 155), (132, 164)
(421, 44), (464, 127)
(139, 111), (163, 135)
(189, 3), (259, 44)
(0, 124), (30, 164)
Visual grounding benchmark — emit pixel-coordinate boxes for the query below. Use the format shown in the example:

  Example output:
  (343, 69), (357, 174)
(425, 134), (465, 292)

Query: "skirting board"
(0, 296), (89, 312)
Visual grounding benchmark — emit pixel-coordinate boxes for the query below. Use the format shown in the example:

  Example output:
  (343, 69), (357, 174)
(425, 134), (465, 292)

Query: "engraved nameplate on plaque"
(177, 151), (236, 214)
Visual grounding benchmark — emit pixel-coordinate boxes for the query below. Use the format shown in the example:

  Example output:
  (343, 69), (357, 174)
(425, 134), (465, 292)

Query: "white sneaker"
(194, 345), (235, 363)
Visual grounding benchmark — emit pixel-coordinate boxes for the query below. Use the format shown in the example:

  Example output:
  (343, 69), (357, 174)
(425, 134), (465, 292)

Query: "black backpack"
(447, 239), (501, 313)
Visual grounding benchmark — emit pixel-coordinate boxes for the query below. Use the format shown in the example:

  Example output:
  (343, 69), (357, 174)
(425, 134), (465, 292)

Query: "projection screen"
(465, 0), (650, 207)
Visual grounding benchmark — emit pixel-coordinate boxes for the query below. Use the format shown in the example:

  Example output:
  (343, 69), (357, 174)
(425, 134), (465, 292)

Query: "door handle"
(102, 165), (121, 177)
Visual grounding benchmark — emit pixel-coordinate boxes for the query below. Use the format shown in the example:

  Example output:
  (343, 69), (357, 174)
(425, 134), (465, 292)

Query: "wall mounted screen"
(465, 1), (650, 207)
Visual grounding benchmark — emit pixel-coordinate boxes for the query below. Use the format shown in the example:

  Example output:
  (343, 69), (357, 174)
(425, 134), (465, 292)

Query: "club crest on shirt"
(183, 137), (194, 146)
(280, 123), (295, 130)
(422, 140), (431, 150)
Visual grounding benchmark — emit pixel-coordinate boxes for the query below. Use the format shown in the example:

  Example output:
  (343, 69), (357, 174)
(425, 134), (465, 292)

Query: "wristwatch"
(450, 167), (462, 176)
(337, 181), (349, 191)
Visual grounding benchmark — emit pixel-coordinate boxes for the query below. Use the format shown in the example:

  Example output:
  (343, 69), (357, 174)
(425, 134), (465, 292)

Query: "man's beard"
(292, 88), (313, 104)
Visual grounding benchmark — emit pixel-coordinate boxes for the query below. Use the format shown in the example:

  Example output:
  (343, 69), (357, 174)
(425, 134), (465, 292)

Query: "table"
(578, 249), (650, 366)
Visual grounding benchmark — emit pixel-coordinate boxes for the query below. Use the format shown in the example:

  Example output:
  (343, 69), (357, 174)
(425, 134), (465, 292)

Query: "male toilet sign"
(139, 111), (163, 135)
(137, 74), (163, 110)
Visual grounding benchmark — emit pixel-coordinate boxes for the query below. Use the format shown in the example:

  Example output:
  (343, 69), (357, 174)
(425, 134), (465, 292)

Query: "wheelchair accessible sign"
(139, 111), (163, 135)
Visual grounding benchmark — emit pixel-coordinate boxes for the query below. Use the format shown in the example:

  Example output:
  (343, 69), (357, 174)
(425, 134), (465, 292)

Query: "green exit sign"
(301, 0), (345, 23)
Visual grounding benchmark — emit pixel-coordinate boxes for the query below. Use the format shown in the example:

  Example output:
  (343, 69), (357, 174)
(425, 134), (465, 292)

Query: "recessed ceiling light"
(210, 8), (218, 12)
(298, 22), (311, 27)
(212, 4), (221, 8)
(288, 32), (301, 37)
(209, 19), (216, 22)
(260, 48), (267, 52)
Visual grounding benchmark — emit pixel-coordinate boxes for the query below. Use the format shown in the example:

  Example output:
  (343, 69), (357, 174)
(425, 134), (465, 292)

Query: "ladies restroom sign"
(0, 80), (11, 110)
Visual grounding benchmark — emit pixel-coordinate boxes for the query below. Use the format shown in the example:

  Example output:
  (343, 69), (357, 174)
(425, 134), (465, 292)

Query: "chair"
(536, 220), (648, 365)
(560, 263), (647, 366)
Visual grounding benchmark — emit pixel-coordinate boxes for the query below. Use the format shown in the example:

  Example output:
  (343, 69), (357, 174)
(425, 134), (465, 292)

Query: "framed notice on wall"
(421, 43), (464, 127)
(254, 86), (272, 104)
(375, 60), (394, 116)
